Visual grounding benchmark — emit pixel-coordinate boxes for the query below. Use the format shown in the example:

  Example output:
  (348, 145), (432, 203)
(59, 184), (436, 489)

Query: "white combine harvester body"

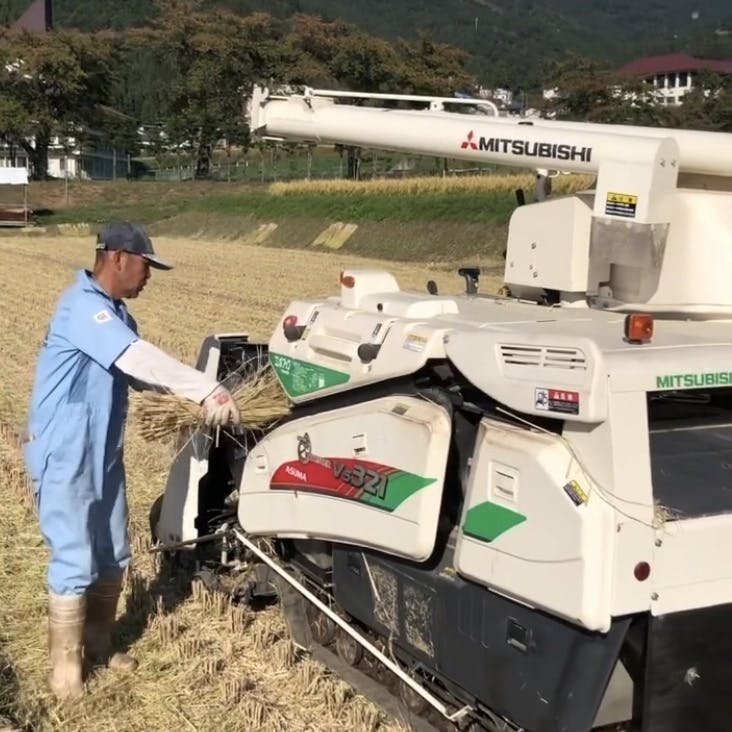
(155, 85), (732, 732)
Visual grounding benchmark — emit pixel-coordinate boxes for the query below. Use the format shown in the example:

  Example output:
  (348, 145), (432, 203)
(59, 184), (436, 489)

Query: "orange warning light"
(624, 313), (654, 344)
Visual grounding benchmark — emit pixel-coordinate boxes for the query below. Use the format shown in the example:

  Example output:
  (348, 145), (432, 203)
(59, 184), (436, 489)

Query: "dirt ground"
(0, 234), (502, 732)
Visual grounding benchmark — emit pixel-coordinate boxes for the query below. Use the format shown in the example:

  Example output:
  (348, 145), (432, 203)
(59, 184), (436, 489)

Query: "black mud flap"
(641, 602), (732, 732)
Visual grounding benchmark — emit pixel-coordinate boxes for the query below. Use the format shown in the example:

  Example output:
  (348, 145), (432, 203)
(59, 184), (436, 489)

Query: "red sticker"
(534, 388), (580, 415)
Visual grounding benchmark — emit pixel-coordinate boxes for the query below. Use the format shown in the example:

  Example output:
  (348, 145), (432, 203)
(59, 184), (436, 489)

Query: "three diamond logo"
(460, 130), (478, 150)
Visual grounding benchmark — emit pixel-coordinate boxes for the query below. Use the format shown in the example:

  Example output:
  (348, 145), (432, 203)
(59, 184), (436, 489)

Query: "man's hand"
(202, 386), (240, 428)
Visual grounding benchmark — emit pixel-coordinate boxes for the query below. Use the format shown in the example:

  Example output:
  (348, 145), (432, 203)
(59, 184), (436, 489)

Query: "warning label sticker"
(563, 479), (589, 507)
(534, 388), (580, 415)
(605, 192), (638, 219)
(403, 334), (428, 353)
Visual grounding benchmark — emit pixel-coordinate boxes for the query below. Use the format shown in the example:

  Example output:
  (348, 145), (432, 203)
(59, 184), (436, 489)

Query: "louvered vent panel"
(499, 345), (543, 366)
(499, 345), (587, 371)
(544, 347), (587, 370)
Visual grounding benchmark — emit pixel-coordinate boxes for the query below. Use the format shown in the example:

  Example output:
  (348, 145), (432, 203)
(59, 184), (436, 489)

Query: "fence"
(140, 144), (510, 183)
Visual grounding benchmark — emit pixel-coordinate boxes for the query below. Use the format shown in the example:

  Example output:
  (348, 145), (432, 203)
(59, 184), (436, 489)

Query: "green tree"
(0, 28), (112, 178)
(542, 55), (675, 127)
(100, 108), (141, 178)
(286, 15), (399, 91)
(673, 71), (732, 132)
(137, 1), (286, 178)
(285, 17), (474, 95)
(37, 0), (732, 99)
(398, 32), (474, 95)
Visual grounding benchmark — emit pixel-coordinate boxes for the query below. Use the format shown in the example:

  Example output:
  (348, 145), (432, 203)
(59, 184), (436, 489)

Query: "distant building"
(0, 135), (130, 180)
(541, 53), (731, 111)
(11, 0), (52, 31)
(480, 87), (513, 106)
(474, 86), (525, 117)
(617, 53), (732, 106)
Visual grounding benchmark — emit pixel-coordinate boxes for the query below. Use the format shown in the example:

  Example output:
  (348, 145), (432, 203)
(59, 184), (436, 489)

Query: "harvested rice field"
(0, 234), (502, 732)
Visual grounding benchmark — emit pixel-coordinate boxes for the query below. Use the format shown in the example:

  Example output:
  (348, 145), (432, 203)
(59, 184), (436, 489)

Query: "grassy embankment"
(6, 173), (593, 262)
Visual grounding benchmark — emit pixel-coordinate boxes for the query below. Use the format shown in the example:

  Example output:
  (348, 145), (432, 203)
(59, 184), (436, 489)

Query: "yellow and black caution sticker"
(605, 191), (638, 219)
(563, 479), (589, 507)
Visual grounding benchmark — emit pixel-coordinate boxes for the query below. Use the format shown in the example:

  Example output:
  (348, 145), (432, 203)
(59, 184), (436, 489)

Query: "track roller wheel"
(398, 679), (429, 715)
(361, 638), (385, 675)
(306, 601), (336, 646)
(335, 626), (364, 666)
(463, 717), (502, 732)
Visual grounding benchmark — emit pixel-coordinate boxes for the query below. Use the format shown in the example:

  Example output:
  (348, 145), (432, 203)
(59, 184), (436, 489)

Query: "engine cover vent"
(499, 344), (587, 371)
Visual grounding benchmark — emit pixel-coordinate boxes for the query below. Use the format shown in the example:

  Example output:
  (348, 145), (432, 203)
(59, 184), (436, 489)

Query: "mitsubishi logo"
(460, 130), (478, 150)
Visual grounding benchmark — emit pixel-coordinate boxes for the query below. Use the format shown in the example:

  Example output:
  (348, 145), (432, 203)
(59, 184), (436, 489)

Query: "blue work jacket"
(24, 270), (139, 495)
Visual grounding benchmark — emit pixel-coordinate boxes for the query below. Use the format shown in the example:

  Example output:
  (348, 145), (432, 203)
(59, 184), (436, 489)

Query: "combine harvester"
(152, 86), (732, 732)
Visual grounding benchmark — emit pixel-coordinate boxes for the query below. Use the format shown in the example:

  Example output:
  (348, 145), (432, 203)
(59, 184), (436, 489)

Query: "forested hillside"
(3, 0), (731, 89)
(1, 0), (729, 180)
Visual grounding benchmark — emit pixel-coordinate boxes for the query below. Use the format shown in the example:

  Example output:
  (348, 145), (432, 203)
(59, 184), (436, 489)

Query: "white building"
(0, 131), (130, 180)
(617, 53), (732, 106)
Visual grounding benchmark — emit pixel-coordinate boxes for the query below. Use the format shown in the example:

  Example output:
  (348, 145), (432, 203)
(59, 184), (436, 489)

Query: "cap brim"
(143, 254), (173, 271)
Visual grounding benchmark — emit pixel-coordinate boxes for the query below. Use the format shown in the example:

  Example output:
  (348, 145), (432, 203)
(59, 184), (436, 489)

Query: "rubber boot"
(84, 570), (138, 672)
(48, 592), (85, 700)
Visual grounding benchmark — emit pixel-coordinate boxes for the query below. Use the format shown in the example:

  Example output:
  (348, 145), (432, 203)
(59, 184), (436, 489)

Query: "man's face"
(116, 251), (151, 298)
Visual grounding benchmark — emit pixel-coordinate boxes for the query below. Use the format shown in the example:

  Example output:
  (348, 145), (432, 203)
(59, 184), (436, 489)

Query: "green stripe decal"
(360, 471), (436, 512)
(270, 352), (350, 397)
(462, 501), (526, 542)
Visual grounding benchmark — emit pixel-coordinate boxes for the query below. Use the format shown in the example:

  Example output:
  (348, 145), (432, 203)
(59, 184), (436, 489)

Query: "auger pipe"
(249, 86), (732, 177)
(396, 105), (732, 178)
(251, 96), (671, 175)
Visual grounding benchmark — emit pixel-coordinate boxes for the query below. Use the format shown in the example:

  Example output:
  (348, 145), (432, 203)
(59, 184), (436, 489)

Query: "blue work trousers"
(30, 404), (131, 596)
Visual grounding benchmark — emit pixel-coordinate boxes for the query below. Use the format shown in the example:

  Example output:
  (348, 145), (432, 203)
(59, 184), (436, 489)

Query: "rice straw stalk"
(136, 365), (290, 441)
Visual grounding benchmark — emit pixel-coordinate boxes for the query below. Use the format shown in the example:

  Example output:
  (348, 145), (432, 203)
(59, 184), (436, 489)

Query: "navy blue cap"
(95, 221), (172, 270)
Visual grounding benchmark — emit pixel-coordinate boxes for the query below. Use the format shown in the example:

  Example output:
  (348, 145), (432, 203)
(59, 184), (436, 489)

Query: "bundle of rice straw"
(136, 364), (291, 441)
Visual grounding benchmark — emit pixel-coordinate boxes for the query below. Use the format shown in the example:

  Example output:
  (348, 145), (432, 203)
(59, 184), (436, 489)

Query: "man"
(24, 221), (240, 700)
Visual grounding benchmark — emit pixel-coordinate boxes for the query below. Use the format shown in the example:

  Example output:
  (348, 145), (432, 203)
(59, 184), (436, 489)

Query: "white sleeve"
(115, 339), (220, 404)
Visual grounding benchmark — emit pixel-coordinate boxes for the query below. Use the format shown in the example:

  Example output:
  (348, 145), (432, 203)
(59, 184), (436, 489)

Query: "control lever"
(283, 324), (306, 342)
(458, 267), (481, 295)
(357, 343), (381, 363)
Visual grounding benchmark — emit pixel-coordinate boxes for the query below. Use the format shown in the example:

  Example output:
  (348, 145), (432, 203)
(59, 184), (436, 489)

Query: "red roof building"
(618, 53), (732, 106)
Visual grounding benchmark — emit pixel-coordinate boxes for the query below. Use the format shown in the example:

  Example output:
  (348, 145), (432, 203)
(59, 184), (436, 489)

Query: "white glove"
(202, 386), (240, 428)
